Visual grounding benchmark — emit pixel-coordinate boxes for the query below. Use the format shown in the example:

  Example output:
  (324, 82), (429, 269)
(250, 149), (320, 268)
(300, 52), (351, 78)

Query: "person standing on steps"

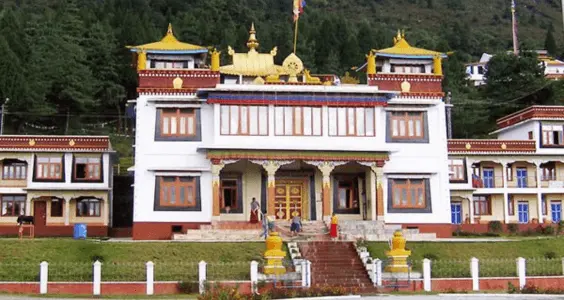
(290, 215), (302, 236)
(250, 197), (260, 224)
(330, 213), (339, 240)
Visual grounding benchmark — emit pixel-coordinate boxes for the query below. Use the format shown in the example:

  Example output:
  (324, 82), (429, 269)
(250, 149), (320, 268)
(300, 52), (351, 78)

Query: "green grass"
(367, 238), (564, 278)
(0, 239), (265, 282)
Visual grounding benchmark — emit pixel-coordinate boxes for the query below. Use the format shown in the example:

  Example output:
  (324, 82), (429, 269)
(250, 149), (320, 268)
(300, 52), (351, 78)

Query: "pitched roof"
(127, 24), (207, 54)
(375, 30), (446, 59)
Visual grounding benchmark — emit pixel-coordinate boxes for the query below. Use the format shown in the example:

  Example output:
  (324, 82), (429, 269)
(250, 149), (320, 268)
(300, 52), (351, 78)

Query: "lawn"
(0, 239), (265, 282)
(367, 238), (564, 278)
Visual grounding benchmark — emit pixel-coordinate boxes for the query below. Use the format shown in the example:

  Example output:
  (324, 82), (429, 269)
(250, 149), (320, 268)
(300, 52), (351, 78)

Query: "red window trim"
(160, 108), (196, 137)
(36, 157), (63, 180)
(220, 178), (239, 210)
(50, 198), (64, 217)
(73, 157), (101, 181)
(337, 179), (358, 209)
(1, 195), (26, 217)
(75, 198), (101, 217)
(390, 112), (425, 140)
(473, 196), (492, 216)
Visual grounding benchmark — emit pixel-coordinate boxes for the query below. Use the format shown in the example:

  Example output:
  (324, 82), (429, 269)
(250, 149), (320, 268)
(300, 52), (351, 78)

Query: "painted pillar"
(369, 170), (377, 221)
(502, 162), (509, 224)
(535, 162), (543, 223)
(317, 162), (335, 218)
(211, 161), (225, 218)
(263, 161), (281, 216)
(64, 199), (70, 226)
(371, 163), (385, 217)
(468, 196), (475, 224)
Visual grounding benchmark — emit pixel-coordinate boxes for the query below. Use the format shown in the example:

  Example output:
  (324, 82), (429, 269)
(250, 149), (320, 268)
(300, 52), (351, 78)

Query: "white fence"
(34, 260), (311, 295)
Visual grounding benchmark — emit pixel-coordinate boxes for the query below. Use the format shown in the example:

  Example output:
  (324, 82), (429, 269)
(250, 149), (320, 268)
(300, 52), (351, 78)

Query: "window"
(35, 156), (63, 180)
(2, 160), (27, 180)
(542, 125), (564, 146)
(473, 195), (491, 216)
(154, 176), (201, 211)
(508, 196), (514, 216)
(391, 179), (426, 209)
(541, 163), (556, 181)
(506, 164), (513, 181)
(275, 106), (322, 136)
(50, 198), (63, 217)
(528, 131), (533, 140)
(477, 66), (485, 75)
(337, 180), (358, 209)
(220, 176), (242, 213)
(542, 197), (547, 215)
(392, 65), (425, 74)
(1, 195), (25, 216)
(388, 112), (426, 142)
(220, 105), (268, 136)
(156, 108), (200, 141)
(76, 198), (101, 217)
(151, 60), (190, 69)
(328, 107), (375, 137)
(74, 157), (101, 181)
(449, 159), (465, 181)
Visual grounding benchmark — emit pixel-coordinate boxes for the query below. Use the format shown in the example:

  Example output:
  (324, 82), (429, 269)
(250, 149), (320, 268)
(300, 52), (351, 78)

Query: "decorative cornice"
(265, 82), (323, 86)
(368, 73), (443, 82)
(206, 149), (389, 162)
(0, 136), (111, 152)
(398, 92), (445, 98)
(496, 106), (564, 129)
(206, 92), (390, 107)
(138, 69), (220, 78)
(448, 139), (536, 154)
(137, 88), (198, 96)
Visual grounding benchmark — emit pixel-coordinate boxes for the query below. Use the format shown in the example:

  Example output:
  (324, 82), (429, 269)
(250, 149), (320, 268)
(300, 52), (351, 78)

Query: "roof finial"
(247, 22), (259, 51)
(167, 23), (173, 35)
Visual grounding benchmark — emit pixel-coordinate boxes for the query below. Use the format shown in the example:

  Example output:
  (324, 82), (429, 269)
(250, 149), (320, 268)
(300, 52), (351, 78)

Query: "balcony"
(137, 69), (220, 90)
(471, 175), (538, 189)
(540, 178), (564, 189)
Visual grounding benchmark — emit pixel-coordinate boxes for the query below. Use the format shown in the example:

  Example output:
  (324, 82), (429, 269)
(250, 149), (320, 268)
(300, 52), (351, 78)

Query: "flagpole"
(293, 18), (299, 54)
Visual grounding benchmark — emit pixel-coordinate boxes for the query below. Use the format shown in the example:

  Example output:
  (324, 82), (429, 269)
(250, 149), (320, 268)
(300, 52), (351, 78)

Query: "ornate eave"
(137, 88), (198, 96)
(448, 139), (536, 154)
(206, 149), (389, 163)
(496, 106), (564, 129)
(0, 136), (112, 152)
(127, 24), (207, 54)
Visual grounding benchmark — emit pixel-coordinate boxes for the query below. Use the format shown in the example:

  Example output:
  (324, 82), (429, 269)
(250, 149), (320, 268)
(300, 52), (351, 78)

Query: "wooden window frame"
(73, 156), (102, 182)
(219, 174), (242, 213)
(275, 106), (322, 137)
(50, 198), (63, 217)
(337, 180), (358, 209)
(220, 105), (269, 136)
(391, 179), (426, 209)
(75, 198), (101, 217)
(35, 156), (64, 181)
(333, 175), (362, 214)
(159, 108), (196, 138)
(154, 176), (201, 211)
(2, 160), (27, 180)
(541, 163), (556, 181)
(473, 195), (491, 216)
(448, 159), (466, 182)
(329, 107), (376, 137)
(0, 195), (26, 217)
(388, 111), (427, 142)
(541, 125), (564, 147)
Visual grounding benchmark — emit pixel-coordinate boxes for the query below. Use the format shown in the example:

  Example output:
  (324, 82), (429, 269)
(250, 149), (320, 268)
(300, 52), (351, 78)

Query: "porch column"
(370, 163), (385, 218)
(25, 197), (32, 215)
(64, 198), (70, 226)
(211, 161), (225, 218)
(502, 162), (509, 224)
(262, 161), (282, 216)
(468, 196), (474, 224)
(317, 162), (335, 219)
(102, 199), (109, 226)
(369, 169), (377, 221)
(535, 162), (543, 223)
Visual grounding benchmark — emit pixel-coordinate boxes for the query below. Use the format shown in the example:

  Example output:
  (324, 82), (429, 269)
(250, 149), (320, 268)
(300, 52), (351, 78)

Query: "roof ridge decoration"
(375, 29), (447, 59)
(127, 23), (207, 53)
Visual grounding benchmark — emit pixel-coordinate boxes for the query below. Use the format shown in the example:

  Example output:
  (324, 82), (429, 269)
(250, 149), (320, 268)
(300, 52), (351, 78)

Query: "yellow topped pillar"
(264, 232), (286, 275)
(366, 51), (377, 75)
(433, 55), (443, 76)
(137, 50), (147, 71)
(385, 230), (412, 273)
(211, 49), (221, 72)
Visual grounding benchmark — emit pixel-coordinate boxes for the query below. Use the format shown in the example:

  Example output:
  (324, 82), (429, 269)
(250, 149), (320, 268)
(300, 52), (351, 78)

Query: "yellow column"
(371, 164), (385, 217)
(211, 162), (225, 217)
(210, 49), (221, 72)
(433, 55), (443, 76)
(137, 50), (147, 71)
(317, 162), (336, 219)
(366, 51), (377, 75)
(262, 161), (281, 216)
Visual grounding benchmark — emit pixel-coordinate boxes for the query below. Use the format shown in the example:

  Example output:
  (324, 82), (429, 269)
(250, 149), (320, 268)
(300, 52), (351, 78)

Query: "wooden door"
(33, 201), (47, 229)
(274, 182), (303, 220)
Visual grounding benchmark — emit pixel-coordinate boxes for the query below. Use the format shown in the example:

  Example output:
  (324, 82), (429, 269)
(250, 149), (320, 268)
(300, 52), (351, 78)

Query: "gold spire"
(167, 23), (173, 35)
(247, 23), (259, 52)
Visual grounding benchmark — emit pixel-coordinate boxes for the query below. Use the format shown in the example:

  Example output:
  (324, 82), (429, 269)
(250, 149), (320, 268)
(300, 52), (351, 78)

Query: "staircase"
(172, 222), (263, 241)
(336, 220), (437, 241)
(276, 221), (330, 241)
(299, 241), (376, 291)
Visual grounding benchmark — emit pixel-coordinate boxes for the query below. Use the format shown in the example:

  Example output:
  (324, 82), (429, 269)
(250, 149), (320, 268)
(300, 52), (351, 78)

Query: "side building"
(0, 136), (114, 236)
(449, 106), (564, 229)
(130, 25), (452, 240)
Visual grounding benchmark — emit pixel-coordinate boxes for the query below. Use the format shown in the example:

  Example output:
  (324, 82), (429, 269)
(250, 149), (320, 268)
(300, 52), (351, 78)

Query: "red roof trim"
(137, 88), (198, 94)
(138, 69), (220, 77)
(0, 136), (111, 152)
(496, 106), (564, 129)
(448, 139), (536, 153)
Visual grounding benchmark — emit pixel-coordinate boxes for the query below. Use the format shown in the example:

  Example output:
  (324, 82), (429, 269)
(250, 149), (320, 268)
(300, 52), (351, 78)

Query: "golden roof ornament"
(246, 23), (260, 52)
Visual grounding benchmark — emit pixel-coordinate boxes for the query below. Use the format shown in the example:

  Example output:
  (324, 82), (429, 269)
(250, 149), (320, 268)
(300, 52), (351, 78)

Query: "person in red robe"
(250, 198), (260, 224)
(330, 213), (338, 240)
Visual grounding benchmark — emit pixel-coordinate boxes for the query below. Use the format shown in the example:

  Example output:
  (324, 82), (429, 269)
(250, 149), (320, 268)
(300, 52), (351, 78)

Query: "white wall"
(496, 121), (538, 142)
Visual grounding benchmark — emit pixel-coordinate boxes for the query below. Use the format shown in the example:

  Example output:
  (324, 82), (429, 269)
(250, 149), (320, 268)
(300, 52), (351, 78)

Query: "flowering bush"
(196, 285), (354, 299)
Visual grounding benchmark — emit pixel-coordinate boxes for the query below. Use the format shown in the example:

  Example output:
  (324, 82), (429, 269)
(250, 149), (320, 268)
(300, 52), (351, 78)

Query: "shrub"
(507, 223), (518, 234)
(544, 226), (555, 235)
(558, 220), (564, 235)
(267, 286), (351, 299)
(423, 253), (439, 261)
(520, 228), (535, 237)
(544, 251), (557, 259)
(521, 283), (541, 294)
(488, 221), (503, 233)
(178, 281), (199, 294)
(507, 282), (518, 294)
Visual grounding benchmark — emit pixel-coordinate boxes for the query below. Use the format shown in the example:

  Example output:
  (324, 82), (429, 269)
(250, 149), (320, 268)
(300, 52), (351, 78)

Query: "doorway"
(33, 201), (47, 230)
(451, 202), (462, 225)
(274, 179), (305, 220)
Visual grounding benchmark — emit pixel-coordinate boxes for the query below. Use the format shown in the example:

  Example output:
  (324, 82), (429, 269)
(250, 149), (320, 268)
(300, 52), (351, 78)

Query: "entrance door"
(551, 201), (562, 223)
(482, 168), (495, 188)
(516, 168), (528, 188)
(518, 202), (529, 224)
(274, 181), (303, 220)
(451, 203), (462, 224)
(33, 201), (47, 229)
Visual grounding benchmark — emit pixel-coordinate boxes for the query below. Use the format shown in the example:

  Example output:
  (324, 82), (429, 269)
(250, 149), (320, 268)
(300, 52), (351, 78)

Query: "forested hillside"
(0, 0), (563, 138)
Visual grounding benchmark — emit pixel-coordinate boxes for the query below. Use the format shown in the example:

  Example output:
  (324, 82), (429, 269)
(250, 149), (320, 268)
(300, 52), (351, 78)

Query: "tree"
(544, 25), (557, 56)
